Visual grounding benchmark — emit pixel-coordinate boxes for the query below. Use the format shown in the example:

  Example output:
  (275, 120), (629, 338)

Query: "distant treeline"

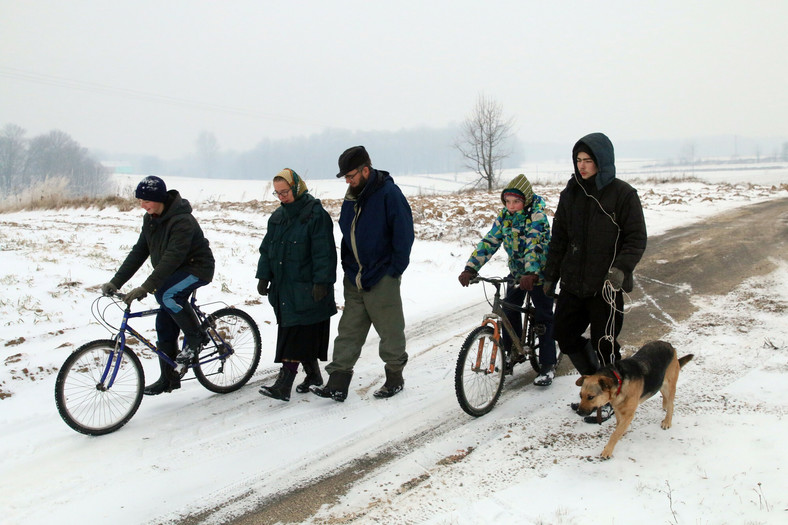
(129, 126), (526, 180)
(119, 129), (788, 181)
(0, 123), (108, 198)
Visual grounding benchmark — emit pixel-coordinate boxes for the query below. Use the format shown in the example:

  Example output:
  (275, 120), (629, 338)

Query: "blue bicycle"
(55, 292), (261, 435)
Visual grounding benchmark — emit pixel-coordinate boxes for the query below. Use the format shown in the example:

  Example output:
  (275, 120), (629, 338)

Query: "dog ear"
(575, 376), (586, 386)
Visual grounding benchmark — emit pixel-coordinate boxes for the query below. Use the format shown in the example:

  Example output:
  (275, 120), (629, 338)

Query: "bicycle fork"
(475, 316), (503, 374)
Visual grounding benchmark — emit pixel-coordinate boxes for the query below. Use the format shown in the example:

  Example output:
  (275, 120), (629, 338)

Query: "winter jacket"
(256, 192), (338, 327)
(544, 133), (647, 297)
(339, 169), (414, 291)
(465, 194), (551, 282)
(111, 190), (215, 292)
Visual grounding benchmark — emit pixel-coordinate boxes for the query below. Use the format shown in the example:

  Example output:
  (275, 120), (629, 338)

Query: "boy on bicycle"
(101, 176), (215, 395)
(458, 174), (557, 386)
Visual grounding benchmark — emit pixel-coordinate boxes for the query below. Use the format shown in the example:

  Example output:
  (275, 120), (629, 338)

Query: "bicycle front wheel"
(55, 339), (144, 436)
(455, 325), (505, 417)
(194, 307), (261, 393)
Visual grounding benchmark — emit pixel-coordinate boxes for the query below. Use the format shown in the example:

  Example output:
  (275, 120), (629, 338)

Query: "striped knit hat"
(501, 174), (533, 204)
(273, 168), (308, 199)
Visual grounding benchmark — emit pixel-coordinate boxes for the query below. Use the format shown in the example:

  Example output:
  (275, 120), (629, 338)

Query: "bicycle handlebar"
(469, 275), (515, 285)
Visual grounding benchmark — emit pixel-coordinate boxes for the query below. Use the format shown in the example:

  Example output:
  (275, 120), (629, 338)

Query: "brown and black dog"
(575, 340), (693, 459)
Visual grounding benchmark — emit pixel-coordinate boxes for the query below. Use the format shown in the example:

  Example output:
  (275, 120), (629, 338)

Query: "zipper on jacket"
(350, 203), (364, 289)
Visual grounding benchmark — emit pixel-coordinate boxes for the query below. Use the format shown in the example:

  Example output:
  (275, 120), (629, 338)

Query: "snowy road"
(1, 187), (786, 525)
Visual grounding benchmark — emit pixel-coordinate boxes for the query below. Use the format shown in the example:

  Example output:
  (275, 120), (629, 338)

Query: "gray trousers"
(326, 274), (408, 375)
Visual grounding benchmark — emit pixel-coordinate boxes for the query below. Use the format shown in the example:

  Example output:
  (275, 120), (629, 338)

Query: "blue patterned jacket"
(465, 195), (551, 282)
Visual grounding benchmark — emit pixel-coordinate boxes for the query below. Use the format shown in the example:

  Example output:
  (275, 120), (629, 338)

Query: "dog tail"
(678, 354), (694, 368)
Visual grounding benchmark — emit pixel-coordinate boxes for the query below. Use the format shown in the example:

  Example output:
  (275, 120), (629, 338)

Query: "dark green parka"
(111, 190), (214, 292)
(256, 193), (337, 327)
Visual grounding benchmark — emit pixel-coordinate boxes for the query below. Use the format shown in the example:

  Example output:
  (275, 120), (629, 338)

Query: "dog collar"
(612, 369), (623, 395)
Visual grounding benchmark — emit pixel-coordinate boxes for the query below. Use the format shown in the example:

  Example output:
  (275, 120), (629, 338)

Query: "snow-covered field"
(1, 161), (787, 524)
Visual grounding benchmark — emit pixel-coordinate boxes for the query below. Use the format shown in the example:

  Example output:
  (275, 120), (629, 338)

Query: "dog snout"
(576, 404), (593, 417)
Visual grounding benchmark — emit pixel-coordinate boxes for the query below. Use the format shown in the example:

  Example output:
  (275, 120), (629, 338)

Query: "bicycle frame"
(100, 294), (230, 389)
(455, 275), (556, 417)
(474, 277), (539, 373)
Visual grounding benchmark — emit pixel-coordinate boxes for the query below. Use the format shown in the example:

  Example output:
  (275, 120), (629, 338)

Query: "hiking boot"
(373, 367), (404, 399)
(175, 344), (200, 370)
(171, 304), (209, 369)
(566, 348), (597, 376)
(311, 370), (353, 402)
(295, 360), (324, 394)
(144, 364), (181, 395)
(145, 341), (181, 395)
(533, 364), (555, 387)
(259, 367), (296, 402)
(584, 403), (614, 424)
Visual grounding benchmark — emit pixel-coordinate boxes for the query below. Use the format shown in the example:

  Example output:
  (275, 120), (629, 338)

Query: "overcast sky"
(1, 0), (786, 160)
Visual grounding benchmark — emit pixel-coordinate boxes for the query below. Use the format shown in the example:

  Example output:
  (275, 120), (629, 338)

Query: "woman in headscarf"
(256, 168), (337, 401)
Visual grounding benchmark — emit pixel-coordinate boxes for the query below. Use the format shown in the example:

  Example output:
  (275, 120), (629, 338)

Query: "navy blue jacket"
(338, 169), (414, 290)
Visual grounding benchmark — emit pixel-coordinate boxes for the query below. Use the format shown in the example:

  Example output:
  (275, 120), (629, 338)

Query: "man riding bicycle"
(100, 176), (215, 395)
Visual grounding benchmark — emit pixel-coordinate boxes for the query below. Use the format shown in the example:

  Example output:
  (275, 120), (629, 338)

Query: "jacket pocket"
(291, 282), (315, 312)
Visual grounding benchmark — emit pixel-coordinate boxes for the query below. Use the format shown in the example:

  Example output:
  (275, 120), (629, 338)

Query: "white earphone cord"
(574, 171), (631, 364)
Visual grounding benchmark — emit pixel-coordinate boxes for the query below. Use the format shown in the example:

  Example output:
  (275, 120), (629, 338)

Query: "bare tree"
(195, 130), (219, 178)
(454, 94), (515, 190)
(22, 129), (108, 196)
(0, 124), (27, 195)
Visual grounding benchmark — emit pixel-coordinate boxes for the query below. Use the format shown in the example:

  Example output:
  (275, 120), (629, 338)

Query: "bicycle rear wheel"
(55, 339), (144, 436)
(526, 320), (563, 374)
(529, 344), (563, 374)
(455, 325), (505, 417)
(193, 307), (261, 393)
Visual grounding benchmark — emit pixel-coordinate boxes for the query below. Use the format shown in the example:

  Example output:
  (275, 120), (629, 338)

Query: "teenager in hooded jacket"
(543, 132), (647, 422)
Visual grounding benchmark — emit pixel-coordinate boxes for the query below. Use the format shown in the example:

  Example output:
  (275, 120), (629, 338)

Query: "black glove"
(100, 282), (118, 296)
(606, 268), (625, 291)
(312, 284), (328, 302)
(543, 280), (556, 298)
(458, 269), (477, 287)
(123, 286), (148, 305)
(518, 274), (537, 291)
(257, 279), (269, 296)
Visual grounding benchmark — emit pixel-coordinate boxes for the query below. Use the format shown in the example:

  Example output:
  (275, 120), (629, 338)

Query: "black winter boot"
(259, 366), (297, 401)
(295, 360), (324, 394)
(170, 304), (209, 367)
(567, 343), (598, 377)
(145, 341), (181, 395)
(583, 340), (601, 371)
(311, 370), (353, 402)
(373, 367), (404, 398)
(569, 341), (601, 412)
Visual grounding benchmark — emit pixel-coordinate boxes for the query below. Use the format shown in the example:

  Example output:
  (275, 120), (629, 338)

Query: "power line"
(0, 65), (327, 128)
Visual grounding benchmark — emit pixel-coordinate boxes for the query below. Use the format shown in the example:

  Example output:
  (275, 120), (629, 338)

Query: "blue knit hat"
(135, 176), (168, 202)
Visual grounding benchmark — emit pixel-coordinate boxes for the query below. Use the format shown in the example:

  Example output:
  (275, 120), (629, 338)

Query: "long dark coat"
(256, 193), (337, 327)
